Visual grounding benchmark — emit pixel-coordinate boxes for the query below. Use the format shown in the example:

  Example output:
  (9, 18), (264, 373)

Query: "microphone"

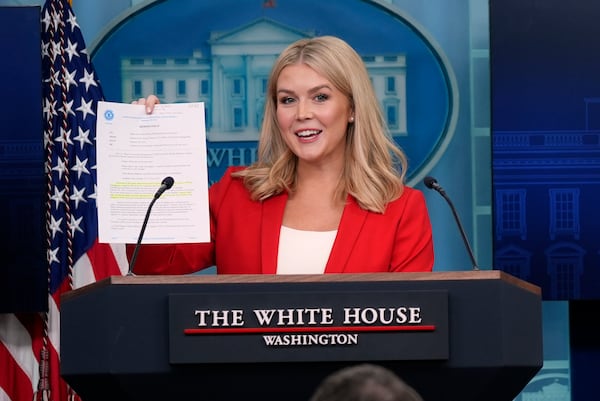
(127, 176), (175, 276)
(154, 176), (174, 199)
(424, 176), (479, 270)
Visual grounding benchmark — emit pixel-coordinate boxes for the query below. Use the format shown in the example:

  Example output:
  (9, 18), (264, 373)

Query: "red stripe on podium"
(184, 325), (436, 335)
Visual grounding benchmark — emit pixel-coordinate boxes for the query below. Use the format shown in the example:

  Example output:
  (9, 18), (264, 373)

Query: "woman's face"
(275, 63), (353, 168)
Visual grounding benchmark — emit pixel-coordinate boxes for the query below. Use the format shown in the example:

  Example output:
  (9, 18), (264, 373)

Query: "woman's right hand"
(131, 94), (160, 114)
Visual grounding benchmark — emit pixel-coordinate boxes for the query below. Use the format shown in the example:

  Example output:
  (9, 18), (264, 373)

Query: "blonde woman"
(130, 36), (434, 275)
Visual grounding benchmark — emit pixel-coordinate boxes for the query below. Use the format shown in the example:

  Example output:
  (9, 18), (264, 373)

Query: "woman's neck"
(283, 164), (345, 231)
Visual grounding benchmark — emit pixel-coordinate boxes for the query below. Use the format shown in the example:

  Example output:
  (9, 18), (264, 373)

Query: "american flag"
(0, 1), (128, 400)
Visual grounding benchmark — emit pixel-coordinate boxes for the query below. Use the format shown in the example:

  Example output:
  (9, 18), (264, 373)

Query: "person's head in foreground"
(309, 364), (424, 401)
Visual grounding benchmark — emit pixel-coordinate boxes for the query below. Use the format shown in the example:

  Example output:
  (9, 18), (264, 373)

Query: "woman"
(129, 35), (434, 275)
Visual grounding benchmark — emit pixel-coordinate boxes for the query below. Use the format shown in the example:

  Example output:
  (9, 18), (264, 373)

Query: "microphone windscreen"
(162, 176), (175, 189)
(423, 176), (438, 189)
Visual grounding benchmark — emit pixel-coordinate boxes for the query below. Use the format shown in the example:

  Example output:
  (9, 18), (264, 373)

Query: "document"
(96, 101), (210, 244)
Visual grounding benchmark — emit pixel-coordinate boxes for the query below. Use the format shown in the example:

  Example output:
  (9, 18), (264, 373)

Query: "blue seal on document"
(104, 110), (114, 121)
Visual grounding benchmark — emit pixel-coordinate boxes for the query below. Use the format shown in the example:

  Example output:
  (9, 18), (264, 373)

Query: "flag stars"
(43, 98), (58, 120)
(69, 215), (84, 237)
(61, 99), (76, 119)
(50, 70), (61, 88)
(64, 39), (79, 62)
(79, 69), (98, 92)
(67, 10), (80, 31)
(76, 98), (95, 120)
(40, 0), (110, 302)
(42, 40), (50, 59)
(44, 130), (55, 149)
(48, 216), (63, 239)
(51, 10), (63, 31)
(52, 158), (67, 180)
(74, 126), (92, 149)
(47, 247), (60, 265)
(56, 127), (73, 149)
(70, 186), (87, 209)
(41, 9), (52, 32)
(71, 155), (90, 179)
(64, 69), (78, 92)
(88, 184), (98, 204)
(50, 186), (66, 209)
(50, 40), (62, 63)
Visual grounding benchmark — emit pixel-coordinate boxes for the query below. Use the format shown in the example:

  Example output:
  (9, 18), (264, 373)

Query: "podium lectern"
(61, 271), (542, 401)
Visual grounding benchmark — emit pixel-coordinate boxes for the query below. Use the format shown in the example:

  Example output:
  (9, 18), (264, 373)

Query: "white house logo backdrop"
(91, 0), (457, 186)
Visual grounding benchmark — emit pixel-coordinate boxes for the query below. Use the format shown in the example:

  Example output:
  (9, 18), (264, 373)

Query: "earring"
(349, 116), (355, 123)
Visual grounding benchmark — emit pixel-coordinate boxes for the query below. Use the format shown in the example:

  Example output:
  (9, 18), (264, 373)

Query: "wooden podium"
(60, 271), (542, 401)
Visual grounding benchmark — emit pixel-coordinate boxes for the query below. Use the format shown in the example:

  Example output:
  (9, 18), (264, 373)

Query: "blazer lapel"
(325, 196), (368, 273)
(261, 192), (288, 274)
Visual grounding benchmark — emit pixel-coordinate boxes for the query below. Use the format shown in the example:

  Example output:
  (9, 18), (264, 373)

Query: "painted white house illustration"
(121, 18), (407, 142)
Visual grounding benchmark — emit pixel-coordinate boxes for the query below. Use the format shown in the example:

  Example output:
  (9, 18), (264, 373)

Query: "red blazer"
(129, 167), (434, 275)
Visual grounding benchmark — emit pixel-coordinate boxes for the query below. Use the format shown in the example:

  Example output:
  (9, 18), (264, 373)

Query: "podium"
(60, 271), (542, 401)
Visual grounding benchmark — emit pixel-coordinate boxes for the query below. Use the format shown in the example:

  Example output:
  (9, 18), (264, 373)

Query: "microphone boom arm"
(127, 196), (157, 276)
(424, 176), (479, 271)
(127, 176), (175, 276)
(438, 190), (479, 270)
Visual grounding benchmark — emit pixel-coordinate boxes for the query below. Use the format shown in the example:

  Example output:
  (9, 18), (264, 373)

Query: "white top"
(276, 226), (337, 274)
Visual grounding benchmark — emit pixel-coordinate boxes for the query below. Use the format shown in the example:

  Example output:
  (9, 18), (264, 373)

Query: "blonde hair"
(233, 35), (408, 213)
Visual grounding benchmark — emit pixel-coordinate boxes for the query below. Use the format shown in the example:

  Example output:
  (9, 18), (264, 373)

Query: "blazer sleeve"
(390, 189), (434, 272)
